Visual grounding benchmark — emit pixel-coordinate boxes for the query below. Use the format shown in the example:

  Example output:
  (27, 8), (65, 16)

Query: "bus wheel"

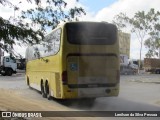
(45, 82), (52, 100)
(80, 98), (96, 106)
(27, 78), (31, 88)
(41, 82), (47, 98)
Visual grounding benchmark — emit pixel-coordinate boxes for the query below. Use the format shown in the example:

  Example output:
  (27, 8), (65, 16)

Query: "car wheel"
(7, 69), (13, 76)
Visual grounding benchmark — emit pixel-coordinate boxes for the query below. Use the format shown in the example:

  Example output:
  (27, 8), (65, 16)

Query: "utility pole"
(158, 37), (160, 59)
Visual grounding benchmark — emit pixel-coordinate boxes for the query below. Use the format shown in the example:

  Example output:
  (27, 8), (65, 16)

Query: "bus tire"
(45, 82), (52, 100)
(27, 78), (31, 88)
(41, 81), (47, 98)
(78, 98), (96, 106)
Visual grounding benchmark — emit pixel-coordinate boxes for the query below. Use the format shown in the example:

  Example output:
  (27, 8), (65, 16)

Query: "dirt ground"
(0, 73), (160, 120)
(0, 88), (102, 120)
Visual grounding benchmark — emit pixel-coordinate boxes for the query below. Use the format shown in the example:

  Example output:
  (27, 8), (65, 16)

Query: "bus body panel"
(62, 44), (119, 98)
(26, 22), (120, 99)
(26, 48), (62, 98)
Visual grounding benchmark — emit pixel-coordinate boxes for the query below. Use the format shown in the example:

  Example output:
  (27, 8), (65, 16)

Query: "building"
(118, 31), (131, 58)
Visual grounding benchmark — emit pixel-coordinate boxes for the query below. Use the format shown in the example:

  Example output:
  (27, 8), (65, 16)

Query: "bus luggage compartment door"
(67, 54), (118, 98)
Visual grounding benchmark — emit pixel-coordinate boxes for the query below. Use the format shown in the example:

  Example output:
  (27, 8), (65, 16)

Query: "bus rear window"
(66, 22), (117, 45)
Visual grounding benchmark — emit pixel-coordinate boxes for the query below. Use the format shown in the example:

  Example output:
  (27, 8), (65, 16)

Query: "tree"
(20, 0), (85, 33)
(0, 0), (85, 54)
(113, 8), (159, 70)
(144, 10), (160, 58)
(0, 0), (43, 53)
(113, 12), (127, 31)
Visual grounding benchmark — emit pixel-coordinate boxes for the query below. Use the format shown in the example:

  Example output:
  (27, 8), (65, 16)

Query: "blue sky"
(80, 0), (117, 13)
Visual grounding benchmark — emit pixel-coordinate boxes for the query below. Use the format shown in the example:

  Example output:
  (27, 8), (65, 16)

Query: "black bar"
(67, 53), (118, 57)
(0, 111), (160, 117)
(68, 83), (116, 88)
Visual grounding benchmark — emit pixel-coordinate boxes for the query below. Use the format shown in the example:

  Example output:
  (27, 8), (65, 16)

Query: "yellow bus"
(25, 22), (120, 100)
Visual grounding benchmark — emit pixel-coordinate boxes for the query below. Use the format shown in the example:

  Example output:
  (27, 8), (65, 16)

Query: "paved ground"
(0, 73), (160, 120)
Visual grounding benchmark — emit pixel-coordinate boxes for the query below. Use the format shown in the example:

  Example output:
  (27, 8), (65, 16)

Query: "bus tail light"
(62, 71), (68, 84)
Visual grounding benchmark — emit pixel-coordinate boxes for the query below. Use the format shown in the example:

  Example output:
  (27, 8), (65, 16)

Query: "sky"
(1, 0), (160, 59)
(80, 0), (117, 13)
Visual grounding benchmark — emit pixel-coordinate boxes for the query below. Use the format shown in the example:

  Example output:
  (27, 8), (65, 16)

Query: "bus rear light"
(62, 71), (68, 84)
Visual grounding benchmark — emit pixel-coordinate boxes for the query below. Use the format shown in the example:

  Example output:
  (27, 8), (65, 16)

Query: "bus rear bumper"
(61, 86), (119, 99)
(77, 87), (119, 98)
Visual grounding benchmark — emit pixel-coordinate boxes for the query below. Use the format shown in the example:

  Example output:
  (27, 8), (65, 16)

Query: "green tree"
(0, 0), (43, 53)
(144, 10), (160, 58)
(20, 0), (86, 33)
(113, 8), (159, 69)
(0, 0), (85, 54)
(113, 12), (127, 31)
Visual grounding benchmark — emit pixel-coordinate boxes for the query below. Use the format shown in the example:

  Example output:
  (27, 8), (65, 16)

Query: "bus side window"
(53, 29), (61, 54)
(42, 28), (61, 57)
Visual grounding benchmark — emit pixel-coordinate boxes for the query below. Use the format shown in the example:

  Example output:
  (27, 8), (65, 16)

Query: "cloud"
(87, 0), (160, 59)
(95, 0), (160, 22)
(0, 0), (37, 20)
